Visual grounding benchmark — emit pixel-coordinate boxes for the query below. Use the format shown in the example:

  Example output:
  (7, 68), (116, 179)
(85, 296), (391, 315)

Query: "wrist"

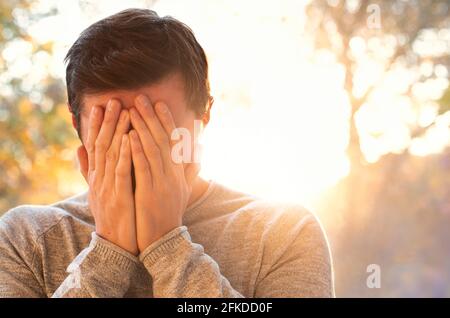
(138, 221), (182, 252)
(96, 228), (139, 256)
(139, 226), (189, 268)
(90, 232), (141, 270)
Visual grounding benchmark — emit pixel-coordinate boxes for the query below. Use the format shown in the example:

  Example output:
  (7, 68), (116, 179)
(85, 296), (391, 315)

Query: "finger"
(115, 134), (132, 193)
(95, 99), (121, 182)
(86, 106), (103, 173)
(154, 102), (177, 144)
(77, 145), (89, 182)
(135, 95), (172, 162)
(185, 162), (201, 187)
(155, 101), (186, 167)
(129, 129), (152, 188)
(129, 107), (164, 179)
(104, 110), (130, 186)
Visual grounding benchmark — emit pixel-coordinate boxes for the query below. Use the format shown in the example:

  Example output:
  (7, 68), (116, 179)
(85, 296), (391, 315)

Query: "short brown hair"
(65, 8), (210, 138)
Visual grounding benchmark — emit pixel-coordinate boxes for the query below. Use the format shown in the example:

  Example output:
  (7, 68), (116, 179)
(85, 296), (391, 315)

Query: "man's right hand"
(77, 99), (138, 256)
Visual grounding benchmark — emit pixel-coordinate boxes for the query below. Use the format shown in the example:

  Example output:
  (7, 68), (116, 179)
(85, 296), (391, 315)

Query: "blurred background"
(1, 0), (450, 297)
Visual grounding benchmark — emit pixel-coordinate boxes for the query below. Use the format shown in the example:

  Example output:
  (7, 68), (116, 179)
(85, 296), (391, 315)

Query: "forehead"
(80, 72), (188, 118)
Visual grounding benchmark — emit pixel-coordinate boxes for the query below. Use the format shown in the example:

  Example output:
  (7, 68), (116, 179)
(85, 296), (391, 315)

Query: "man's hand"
(78, 99), (138, 255)
(129, 95), (200, 252)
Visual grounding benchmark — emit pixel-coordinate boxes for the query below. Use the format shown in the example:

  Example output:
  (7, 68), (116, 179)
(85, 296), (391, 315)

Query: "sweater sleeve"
(52, 232), (140, 298)
(139, 226), (244, 298)
(0, 224), (45, 297)
(0, 204), (141, 298)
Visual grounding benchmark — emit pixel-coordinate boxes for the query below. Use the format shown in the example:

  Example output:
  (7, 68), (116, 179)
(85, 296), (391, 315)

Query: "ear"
(76, 145), (89, 183)
(201, 96), (214, 126)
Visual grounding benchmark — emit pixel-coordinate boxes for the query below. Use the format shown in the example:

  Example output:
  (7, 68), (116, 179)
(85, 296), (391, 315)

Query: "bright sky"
(4, 0), (450, 207)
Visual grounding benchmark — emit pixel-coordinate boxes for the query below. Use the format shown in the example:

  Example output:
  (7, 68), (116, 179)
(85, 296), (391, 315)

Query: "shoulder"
(242, 199), (325, 244)
(222, 189), (331, 261)
(215, 184), (317, 228)
(0, 191), (89, 245)
(211, 182), (327, 246)
(241, 200), (333, 295)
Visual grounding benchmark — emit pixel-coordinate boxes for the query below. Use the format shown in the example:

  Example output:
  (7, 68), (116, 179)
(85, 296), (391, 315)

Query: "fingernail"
(137, 95), (150, 107)
(156, 102), (168, 114)
(106, 100), (113, 111)
(92, 106), (99, 116)
(107, 99), (118, 112)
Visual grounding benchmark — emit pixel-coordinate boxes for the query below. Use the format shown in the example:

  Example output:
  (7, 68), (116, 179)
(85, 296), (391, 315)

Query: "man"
(0, 9), (334, 297)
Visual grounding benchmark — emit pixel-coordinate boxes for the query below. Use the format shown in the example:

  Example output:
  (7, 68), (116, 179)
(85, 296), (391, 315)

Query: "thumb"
(77, 145), (89, 183)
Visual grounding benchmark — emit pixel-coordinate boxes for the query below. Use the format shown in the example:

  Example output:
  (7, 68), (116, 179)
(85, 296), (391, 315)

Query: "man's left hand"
(129, 95), (200, 253)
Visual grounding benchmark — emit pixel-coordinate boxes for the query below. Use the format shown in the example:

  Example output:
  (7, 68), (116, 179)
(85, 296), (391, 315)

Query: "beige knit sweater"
(0, 181), (334, 297)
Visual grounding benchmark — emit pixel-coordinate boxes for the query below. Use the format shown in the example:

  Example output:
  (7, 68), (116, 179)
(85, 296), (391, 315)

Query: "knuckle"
(95, 139), (107, 152)
(115, 167), (127, 178)
(156, 134), (169, 147)
(89, 116), (100, 128)
(92, 173), (102, 187)
(106, 149), (117, 162)
(88, 171), (95, 185)
(88, 117), (96, 127)
(147, 145), (160, 157)
(133, 143), (144, 154)
(86, 140), (95, 153)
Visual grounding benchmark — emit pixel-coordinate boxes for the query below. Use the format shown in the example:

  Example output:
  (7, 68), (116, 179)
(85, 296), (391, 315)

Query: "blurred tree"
(306, 0), (450, 214)
(0, 0), (81, 213)
(306, 0), (450, 297)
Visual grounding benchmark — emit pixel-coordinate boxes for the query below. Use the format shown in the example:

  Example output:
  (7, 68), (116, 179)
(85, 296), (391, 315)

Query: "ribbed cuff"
(90, 232), (140, 271)
(139, 226), (191, 268)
